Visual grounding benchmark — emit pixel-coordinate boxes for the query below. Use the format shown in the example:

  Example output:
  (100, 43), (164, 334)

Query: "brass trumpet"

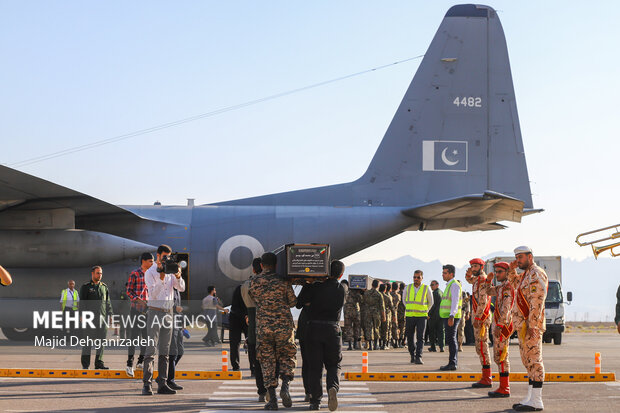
(575, 224), (620, 246)
(592, 241), (620, 259)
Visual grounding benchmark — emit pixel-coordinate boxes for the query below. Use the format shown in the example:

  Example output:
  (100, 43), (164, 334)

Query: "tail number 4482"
(453, 96), (482, 107)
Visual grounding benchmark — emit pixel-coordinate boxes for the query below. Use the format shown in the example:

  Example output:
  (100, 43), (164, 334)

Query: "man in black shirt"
(297, 260), (346, 412)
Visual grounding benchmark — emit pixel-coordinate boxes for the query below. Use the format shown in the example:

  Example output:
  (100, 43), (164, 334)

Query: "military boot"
(354, 339), (360, 350)
(264, 386), (277, 410)
(280, 379), (292, 408)
(373, 339), (378, 350)
(379, 339), (385, 350)
(347, 341), (352, 351)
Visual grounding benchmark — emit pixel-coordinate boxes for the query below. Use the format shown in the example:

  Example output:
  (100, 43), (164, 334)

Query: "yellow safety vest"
(439, 279), (462, 319)
(405, 284), (429, 317)
(61, 289), (78, 311)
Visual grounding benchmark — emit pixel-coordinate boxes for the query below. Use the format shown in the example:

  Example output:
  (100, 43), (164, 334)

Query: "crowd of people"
(38, 244), (612, 412)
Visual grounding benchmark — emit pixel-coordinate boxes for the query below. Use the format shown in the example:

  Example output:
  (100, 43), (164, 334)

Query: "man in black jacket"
(427, 280), (444, 352)
(229, 284), (248, 371)
(297, 261), (346, 412)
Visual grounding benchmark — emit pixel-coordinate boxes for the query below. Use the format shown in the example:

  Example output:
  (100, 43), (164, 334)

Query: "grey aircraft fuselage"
(0, 4), (540, 339)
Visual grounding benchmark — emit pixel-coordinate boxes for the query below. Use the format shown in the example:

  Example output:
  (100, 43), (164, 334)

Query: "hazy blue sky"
(2, 1), (619, 266)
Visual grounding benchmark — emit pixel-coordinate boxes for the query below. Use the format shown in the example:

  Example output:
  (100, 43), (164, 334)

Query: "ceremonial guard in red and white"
(482, 261), (515, 398)
(465, 258), (493, 388)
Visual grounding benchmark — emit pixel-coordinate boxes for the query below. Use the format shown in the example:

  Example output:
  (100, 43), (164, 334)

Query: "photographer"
(142, 245), (185, 396)
(297, 260), (346, 411)
(0, 264), (12, 286)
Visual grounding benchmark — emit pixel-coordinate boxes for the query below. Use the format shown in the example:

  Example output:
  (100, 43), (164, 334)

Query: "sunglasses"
(413, 276), (421, 279)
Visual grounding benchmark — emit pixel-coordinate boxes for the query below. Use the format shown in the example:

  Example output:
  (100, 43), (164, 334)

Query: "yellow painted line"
(344, 372), (616, 382)
(0, 369), (242, 380)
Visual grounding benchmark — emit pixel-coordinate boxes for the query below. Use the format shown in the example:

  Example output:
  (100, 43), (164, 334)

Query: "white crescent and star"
(441, 148), (459, 166)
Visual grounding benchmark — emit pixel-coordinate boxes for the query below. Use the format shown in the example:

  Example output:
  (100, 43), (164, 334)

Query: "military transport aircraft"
(0, 4), (539, 340)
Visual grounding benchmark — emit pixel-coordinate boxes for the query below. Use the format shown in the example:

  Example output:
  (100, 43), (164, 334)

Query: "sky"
(2, 1), (620, 268)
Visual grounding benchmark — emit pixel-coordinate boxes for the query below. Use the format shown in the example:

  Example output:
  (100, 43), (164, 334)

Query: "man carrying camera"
(142, 245), (185, 396)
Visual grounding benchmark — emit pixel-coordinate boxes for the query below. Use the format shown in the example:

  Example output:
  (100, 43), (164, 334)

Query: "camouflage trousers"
(380, 313), (391, 341)
(343, 308), (361, 342)
(363, 313), (381, 341)
(256, 329), (297, 388)
(473, 318), (492, 367)
(515, 321), (545, 382)
(457, 317), (465, 348)
(398, 314), (406, 340)
(390, 316), (399, 340)
(492, 325), (510, 373)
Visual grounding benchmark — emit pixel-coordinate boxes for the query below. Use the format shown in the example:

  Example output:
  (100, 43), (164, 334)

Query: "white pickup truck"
(485, 256), (572, 345)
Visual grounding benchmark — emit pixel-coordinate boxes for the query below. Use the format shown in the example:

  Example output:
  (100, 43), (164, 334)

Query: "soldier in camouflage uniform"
(249, 252), (297, 410)
(508, 246), (548, 412)
(481, 261), (515, 398)
(465, 258), (493, 389)
(343, 285), (363, 350)
(389, 282), (401, 348)
(362, 279), (385, 351)
(398, 282), (406, 347)
(378, 283), (393, 350)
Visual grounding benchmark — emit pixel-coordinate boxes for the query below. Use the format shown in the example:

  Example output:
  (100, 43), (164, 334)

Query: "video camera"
(157, 253), (188, 274)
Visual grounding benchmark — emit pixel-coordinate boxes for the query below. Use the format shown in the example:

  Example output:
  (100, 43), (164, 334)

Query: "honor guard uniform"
(378, 283), (393, 350)
(466, 258), (493, 388)
(362, 280), (385, 351)
(509, 246), (548, 412)
(343, 285), (362, 351)
(397, 283), (406, 346)
(481, 262), (515, 397)
(79, 267), (113, 369)
(389, 283), (401, 348)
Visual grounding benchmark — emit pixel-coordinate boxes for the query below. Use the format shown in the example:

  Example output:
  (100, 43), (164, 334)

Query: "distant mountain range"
(344, 253), (619, 322)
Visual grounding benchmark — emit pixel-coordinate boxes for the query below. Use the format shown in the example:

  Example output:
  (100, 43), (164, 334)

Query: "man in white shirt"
(439, 264), (463, 371)
(142, 245), (185, 396)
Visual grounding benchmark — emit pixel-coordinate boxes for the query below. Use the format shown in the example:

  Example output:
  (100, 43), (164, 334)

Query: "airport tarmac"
(0, 330), (618, 412)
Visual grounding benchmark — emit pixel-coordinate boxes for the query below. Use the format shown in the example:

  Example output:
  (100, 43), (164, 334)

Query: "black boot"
(280, 379), (292, 408)
(379, 339), (384, 350)
(373, 339), (378, 350)
(354, 339), (360, 350)
(347, 341), (352, 351)
(264, 386), (277, 410)
(81, 355), (90, 369)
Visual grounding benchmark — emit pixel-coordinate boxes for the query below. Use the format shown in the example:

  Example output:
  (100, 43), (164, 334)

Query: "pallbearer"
(466, 258), (493, 388)
(481, 262), (515, 398)
(509, 246), (548, 412)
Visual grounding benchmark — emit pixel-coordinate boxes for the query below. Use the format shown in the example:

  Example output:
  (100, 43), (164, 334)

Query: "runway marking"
(203, 380), (386, 411)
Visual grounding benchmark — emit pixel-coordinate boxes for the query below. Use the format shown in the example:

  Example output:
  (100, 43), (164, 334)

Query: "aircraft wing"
(0, 165), (139, 224)
(402, 191), (527, 231)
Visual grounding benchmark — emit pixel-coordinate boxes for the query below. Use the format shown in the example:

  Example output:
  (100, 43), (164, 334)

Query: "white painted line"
(217, 385), (369, 391)
(334, 398), (378, 402)
(605, 382), (620, 386)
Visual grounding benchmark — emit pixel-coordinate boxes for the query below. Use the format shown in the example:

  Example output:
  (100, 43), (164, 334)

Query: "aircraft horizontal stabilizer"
(402, 191), (524, 231)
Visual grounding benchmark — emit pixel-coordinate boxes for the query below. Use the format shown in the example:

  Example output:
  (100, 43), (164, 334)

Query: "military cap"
(469, 258), (485, 266)
(514, 245), (532, 255)
(493, 261), (509, 271)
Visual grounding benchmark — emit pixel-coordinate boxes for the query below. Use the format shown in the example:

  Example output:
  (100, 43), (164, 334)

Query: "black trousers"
(299, 339), (309, 395)
(228, 313), (247, 370)
(305, 322), (342, 403)
(443, 317), (461, 366)
(127, 307), (147, 366)
(167, 326), (184, 382)
(405, 317), (427, 358)
(428, 316), (444, 348)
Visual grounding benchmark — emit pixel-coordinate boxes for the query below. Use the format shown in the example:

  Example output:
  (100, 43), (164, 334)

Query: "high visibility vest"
(405, 284), (429, 317)
(439, 279), (462, 319)
(62, 289), (78, 311)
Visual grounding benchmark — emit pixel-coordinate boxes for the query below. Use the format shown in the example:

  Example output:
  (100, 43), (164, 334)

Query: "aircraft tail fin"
(357, 4), (533, 209)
